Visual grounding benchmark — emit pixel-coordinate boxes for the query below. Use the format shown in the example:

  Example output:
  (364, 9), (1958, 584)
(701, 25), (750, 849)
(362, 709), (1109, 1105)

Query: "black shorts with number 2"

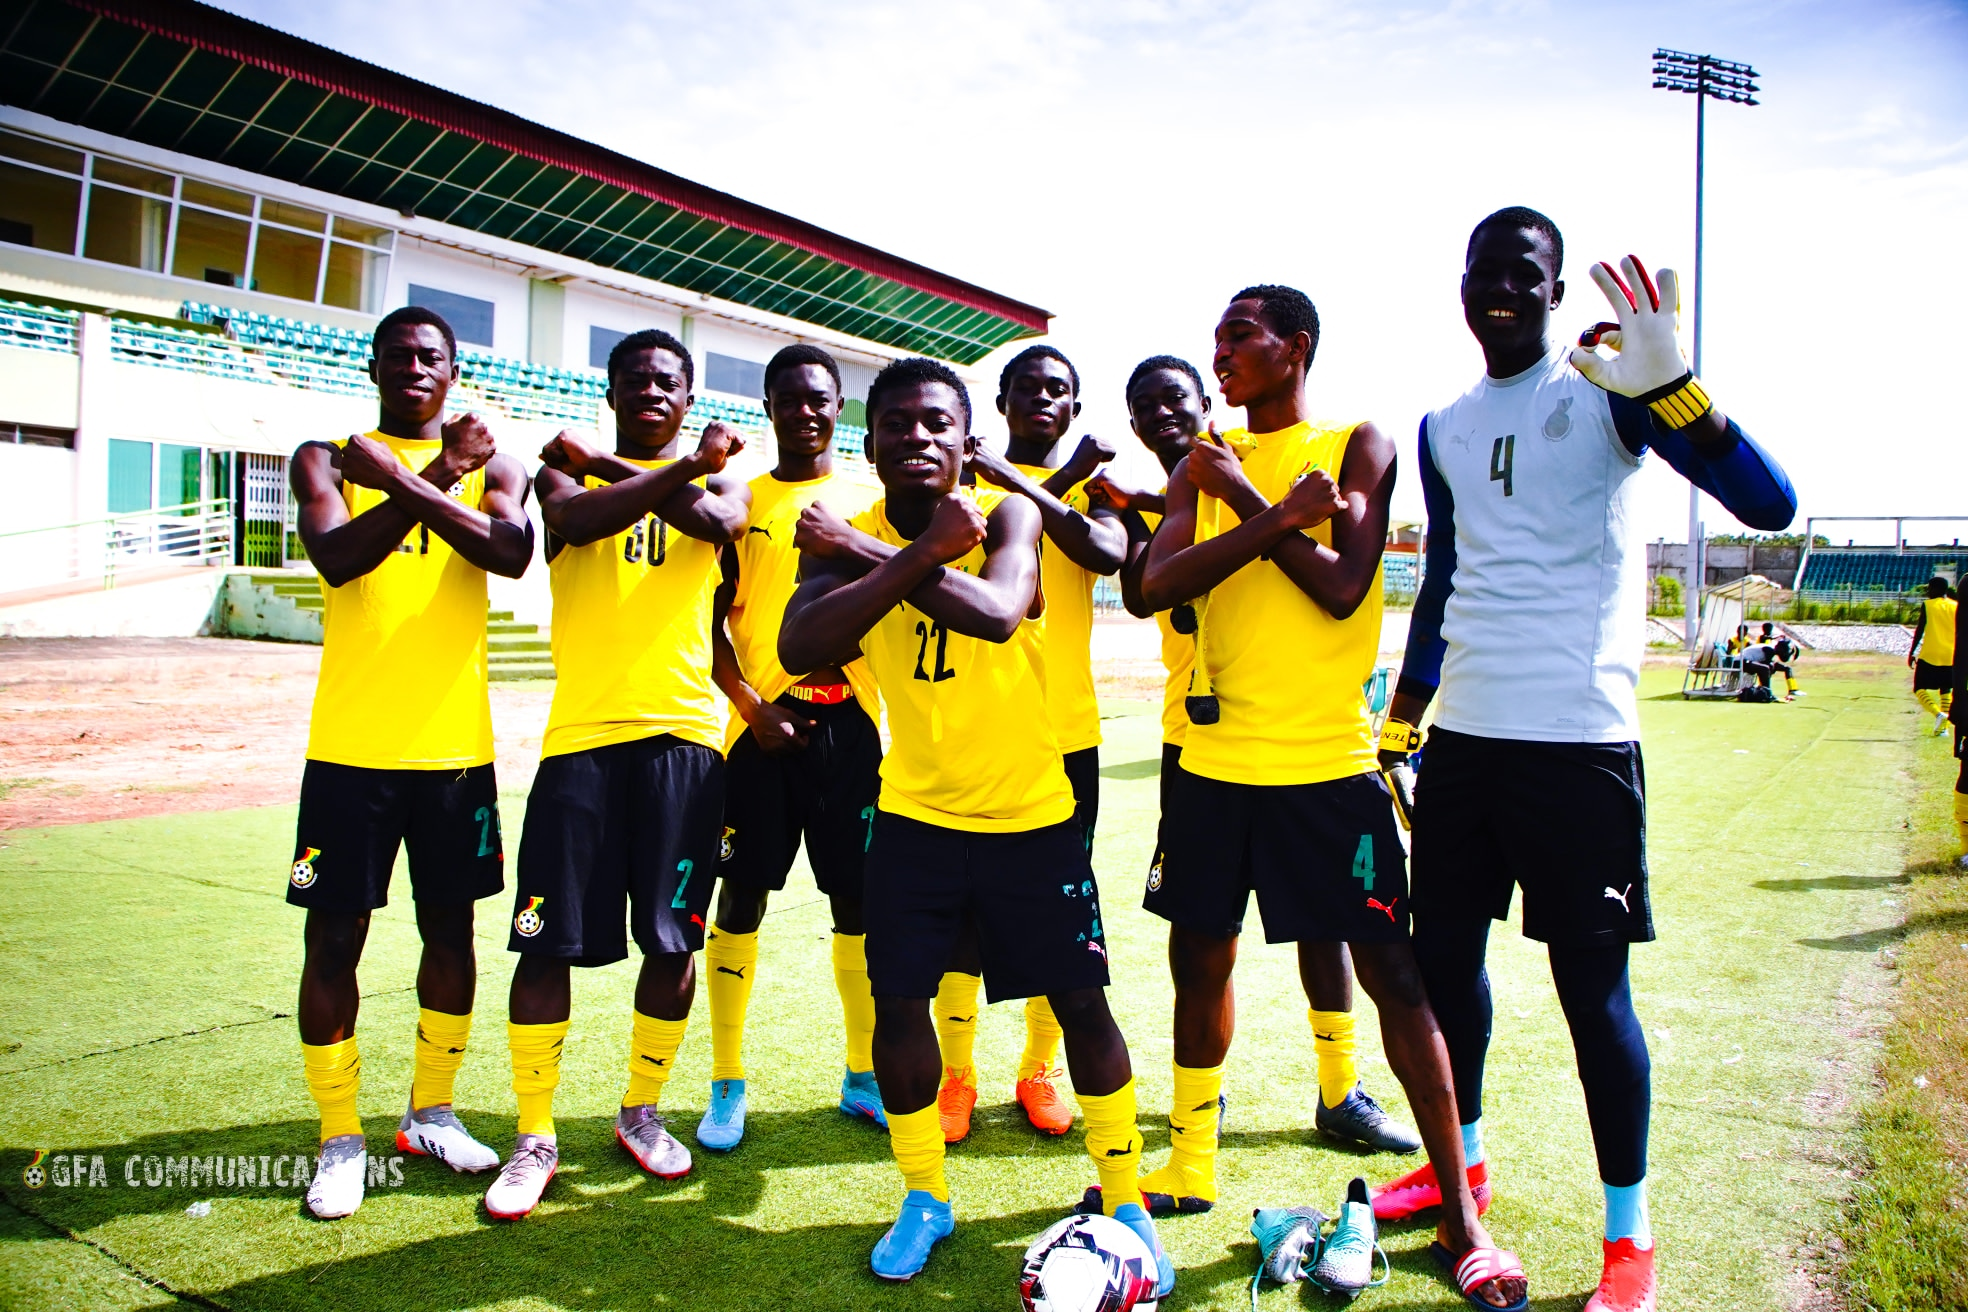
(509, 734), (724, 964)
(288, 760), (505, 914)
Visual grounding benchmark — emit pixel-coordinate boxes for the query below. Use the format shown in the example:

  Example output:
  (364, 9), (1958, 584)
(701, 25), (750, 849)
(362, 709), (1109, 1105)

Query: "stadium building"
(0, 0), (1048, 644)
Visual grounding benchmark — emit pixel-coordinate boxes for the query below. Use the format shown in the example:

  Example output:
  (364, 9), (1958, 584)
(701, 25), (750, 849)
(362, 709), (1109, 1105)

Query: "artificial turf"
(0, 660), (1932, 1310)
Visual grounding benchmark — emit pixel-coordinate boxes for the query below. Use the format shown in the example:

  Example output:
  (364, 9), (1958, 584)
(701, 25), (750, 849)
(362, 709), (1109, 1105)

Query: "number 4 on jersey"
(1489, 434), (1515, 496)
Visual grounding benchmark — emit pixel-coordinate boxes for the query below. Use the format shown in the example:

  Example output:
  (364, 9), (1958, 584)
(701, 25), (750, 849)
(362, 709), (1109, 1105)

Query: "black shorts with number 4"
(1409, 726), (1654, 945)
(288, 760), (504, 914)
(1148, 759), (1410, 943)
(509, 734), (724, 964)
(863, 811), (1110, 1004)
(719, 695), (881, 896)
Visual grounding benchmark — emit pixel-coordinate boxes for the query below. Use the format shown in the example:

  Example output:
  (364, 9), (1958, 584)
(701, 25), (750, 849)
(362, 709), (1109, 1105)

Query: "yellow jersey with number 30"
(307, 432), (492, 770)
(1921, 596), (1957, 667)
(725, 469), (882, 749)
(1178, 421), (1381, 787)
(1011, 464), (1102, 754)
(542, 459), (723, 758)
(850, 488), (1074, 832)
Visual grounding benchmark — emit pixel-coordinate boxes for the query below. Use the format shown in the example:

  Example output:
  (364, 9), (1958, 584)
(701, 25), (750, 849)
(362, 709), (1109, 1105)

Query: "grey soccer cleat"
(616, 1104), (692, 1179)
(1308, 1177), (1389, 1297)
(305, 1134), (367, 1219)
(1317, 1084), (1423, 1154)
(397, 1096), (500, 1172)
(484, 1133), (557, 1220)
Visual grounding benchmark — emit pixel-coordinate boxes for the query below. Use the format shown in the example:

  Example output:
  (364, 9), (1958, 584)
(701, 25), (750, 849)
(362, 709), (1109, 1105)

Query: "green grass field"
(0, 660), (1938, 1311)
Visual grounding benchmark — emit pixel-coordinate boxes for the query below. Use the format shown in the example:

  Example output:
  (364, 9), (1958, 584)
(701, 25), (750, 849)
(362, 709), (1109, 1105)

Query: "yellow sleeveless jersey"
(850, 488), (1075, 832)
(1923, 596), (1958, 665)
(724, 469), (883, 749)
(307, 432), (492, 770)
(542, 459), (723, 758)
(1140, 506), (1196, 748)
(1178, 420), (1380, 786)
(1011, 464), (1102, 754)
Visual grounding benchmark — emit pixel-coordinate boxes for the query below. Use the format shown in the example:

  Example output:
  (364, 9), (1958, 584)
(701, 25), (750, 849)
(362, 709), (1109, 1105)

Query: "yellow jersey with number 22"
(850, 487), (1074, 833)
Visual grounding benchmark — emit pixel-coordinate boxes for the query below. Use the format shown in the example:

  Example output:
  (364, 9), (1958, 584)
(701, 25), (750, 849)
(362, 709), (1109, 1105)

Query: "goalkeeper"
(1373, 208), (1795, 1312)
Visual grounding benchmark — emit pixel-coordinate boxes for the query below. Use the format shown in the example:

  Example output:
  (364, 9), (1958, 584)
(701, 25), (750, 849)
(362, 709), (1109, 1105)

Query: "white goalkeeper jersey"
(1421, 348), (1649, 743)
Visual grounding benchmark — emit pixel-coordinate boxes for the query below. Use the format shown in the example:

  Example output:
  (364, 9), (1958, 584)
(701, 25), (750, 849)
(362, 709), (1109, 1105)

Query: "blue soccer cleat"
(840, 1069), (888, 1129)
(871, 1189), (954, 1281)
(1112, 1201), (1177, 1299)
(695, 1078), (746, 1152)
(1309, 1177), (1390, 1296)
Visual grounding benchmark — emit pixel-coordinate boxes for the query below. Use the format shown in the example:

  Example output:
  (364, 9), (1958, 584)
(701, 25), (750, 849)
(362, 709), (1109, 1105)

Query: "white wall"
(0, 442), (77, 536)
(0, 567), (222, 637)
(387, 239), (534, 358)
(561, 284), (684, 373)
(0, 344), (79, 428)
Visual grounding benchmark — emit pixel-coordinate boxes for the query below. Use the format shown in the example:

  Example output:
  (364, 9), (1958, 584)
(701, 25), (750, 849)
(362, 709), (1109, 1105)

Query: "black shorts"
(1147, 761), (1409, 944)
(1914, 660), (1954, 692)
(509, 735), (724, 964)
(1064, 746), (1100, 852)
(288, 760), (504, 914)
(1409, 726), (1653, 945)
(863, 811), (1110, 1004)
(719, 695), (882, 897)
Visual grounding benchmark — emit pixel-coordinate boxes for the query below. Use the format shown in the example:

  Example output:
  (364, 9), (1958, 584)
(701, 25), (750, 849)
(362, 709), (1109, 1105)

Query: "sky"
(220, 0), (1968, 544)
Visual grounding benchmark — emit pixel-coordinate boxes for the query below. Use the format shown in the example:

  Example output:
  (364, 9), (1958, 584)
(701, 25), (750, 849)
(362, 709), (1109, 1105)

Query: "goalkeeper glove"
(1568, 255), (1713, 430)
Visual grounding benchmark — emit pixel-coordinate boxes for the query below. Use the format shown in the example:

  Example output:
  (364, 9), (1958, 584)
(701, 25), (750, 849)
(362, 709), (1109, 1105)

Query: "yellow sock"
(888, 1104), (949, 1201)
(1018, 996), (1063, 1081)
(1079, 1079), (1144, 1214)
(934, 972), (981, 1080)
(1140, 1062), (1221, 1205)
(832, 932), (876, 1074)
(1311, 1009), (1358, 1109)
(624, 1012), (688, 1108)
(1942, 691), (1954, 716)
(1955, 791), (1967, 855)
(706, 926), (759, 1082)
(1917, 688), (1941, 716)
(411, 1008), (471, 1110)
(508, 1020), (567, 1138)
(302, 1036), (362, 1143)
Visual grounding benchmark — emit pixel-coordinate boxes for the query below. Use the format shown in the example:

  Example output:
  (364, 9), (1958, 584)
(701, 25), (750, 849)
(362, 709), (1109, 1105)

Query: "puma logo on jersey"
(747, 525), (772, 539)
(1366, 896), (1399, 923)
(1604, 884), (1633, 912)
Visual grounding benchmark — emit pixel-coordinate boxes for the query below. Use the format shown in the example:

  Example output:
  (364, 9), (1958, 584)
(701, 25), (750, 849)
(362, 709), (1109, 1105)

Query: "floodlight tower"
(1653, 48), (1759, 648)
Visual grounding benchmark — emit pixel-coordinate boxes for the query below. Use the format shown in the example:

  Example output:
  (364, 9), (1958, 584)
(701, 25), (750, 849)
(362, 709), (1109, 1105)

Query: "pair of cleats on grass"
(485, 1102), (694, 1220)
(937, 1065), (1076, 1141)
(695, 1069), (890, 1151)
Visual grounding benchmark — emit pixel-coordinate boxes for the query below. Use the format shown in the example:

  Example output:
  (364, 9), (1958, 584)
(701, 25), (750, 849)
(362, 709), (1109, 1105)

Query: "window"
(107, 439), (153, 513)
(408, 285), (495, 348)
(0, 129), (395, 312)
(705, 351), (766, 398)
(1, 422), (76, 448)
(0, 161), (81, 252)
(589, 325), (629, 370)
(172, 207), (250, 288)
(159, 443), (203, 511)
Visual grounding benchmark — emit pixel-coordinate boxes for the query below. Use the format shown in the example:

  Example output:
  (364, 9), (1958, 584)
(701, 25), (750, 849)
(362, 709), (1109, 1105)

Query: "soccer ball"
(1019, 1213), (1159, 1312)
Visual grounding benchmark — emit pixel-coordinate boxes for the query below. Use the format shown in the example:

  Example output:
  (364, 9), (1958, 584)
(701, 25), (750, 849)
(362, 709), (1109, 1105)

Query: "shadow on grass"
(1798, 907), (1968, 951)
(1755, 873), (1910, 892)
(1099, 758), (1163, 781)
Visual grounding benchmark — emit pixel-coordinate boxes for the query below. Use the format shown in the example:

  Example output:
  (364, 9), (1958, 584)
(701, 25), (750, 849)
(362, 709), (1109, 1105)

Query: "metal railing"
(0, 299), (79, 354)
(0, 498), (234, 598)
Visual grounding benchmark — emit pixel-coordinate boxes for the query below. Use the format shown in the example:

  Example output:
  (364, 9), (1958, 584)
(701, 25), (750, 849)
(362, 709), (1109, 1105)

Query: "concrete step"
(489, 639), (550, 654)
(489, 661), (556, 681)
(488, 621), (538, 635)
(489, 610), (514, 622)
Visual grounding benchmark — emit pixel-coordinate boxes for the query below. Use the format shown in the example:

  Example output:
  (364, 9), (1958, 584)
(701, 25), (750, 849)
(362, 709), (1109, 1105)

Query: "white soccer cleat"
(1936, 712), (1950, 736)
(305, 1135), (367, 1219)
(616, 1104), (692, 1178)
(397, 1098), (501, 1173)
(484, 1134), (557, 1220)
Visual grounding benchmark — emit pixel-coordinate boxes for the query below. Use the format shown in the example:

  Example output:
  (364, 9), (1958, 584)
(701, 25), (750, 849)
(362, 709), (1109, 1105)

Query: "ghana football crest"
(719, 826), (736, 861)
(22, 1150), (47, 1189)
(514, 896), (546, 938)
(291, 847), (321, 888)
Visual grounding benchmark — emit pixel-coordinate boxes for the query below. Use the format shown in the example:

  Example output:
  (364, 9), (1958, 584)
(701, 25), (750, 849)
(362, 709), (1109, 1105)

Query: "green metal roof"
(0, 0), (1050, 363)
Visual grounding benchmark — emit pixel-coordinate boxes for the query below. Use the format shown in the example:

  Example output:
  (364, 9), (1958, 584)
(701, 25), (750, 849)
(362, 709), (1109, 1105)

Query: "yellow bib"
(1011, 464), (1102, 754)
(850, 488), (1075, 832)
(306, 432), (492, 770)
(541, 459), (723, 758)
(1924, 596), (1958, 666)
(1140, 506), (1196, 748)
(724, 468), (883, 749)
(1178, 421), (1380, 786)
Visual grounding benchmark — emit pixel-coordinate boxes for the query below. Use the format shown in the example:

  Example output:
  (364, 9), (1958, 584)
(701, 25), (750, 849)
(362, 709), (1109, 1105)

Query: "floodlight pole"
(1653, 47), (1759, 647)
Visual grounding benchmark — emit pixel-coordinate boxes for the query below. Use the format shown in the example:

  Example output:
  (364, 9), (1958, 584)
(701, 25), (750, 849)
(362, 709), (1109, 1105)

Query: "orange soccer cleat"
(1369, 1158), (1490, 1223)
(1015, 1068), (1074, 1136)
(1583, 1238), (1656, 1312)
(937, 1067), (978, 1143)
